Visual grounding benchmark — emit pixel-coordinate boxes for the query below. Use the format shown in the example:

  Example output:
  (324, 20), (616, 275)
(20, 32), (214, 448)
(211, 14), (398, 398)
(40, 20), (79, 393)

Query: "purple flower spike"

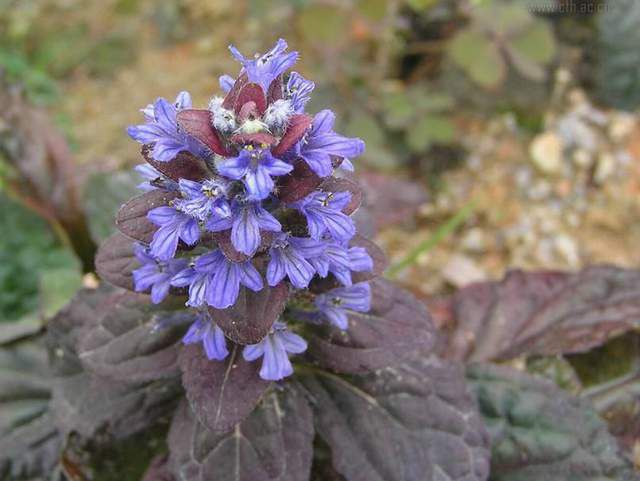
(267, 234), (325, 289)
(173, 179), (231, 222)
(314, 283), (371, 330)
(127, 92), (205, 162)
(286, 72), (315, 113)
(147, 206), (200, 261)
(229, 39), (298, 93)
(132, 244), (188, 304)
(242, 322), (307, 381)
(299, 110), (365, 177)
(207, 201), (281, 256)
(182, 314), (229, 361)
(218, 147), (293, 201)
(292, 190), (355, 242)
(196, 250), (264, 309)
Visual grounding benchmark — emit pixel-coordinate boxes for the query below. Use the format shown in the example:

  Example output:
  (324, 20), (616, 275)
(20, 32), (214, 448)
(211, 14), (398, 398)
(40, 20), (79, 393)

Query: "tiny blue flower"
(298, 110), (365, 177)
(147, 206), (200, 261)
(229, 39), (298, 93)
(132, 244), (188, 303)
(242, 321), (307, 381)
(314, 283), (371, 330)
(291, 190), (355, 242)
(219, 74), (235, 93)
(218, 147), (293, 201)
(173, 178), (231, 222)
(197, 250), (264, 309)
(267, 234), (325, 289)
(286, 72), (315, 113)
(134, 164), (163, 192)
(182, 314), (229, 361)
(206, 200), (281, 256)
(127, 92), (205, 162)
(170, 265), (212, 308)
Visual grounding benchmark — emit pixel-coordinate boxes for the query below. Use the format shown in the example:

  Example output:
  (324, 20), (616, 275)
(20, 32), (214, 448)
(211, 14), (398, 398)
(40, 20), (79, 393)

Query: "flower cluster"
(128, 39), (372, 381)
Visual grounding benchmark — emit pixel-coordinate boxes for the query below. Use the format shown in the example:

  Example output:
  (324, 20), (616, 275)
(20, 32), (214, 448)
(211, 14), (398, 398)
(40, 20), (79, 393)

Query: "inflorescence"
(127, 39), (371, 381)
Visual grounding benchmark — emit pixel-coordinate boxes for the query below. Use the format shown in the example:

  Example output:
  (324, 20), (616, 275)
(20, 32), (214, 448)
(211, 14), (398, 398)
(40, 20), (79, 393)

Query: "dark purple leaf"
(176, 109), (231, 157)
(116, 189), (179, 244)
(272, 114), (312, 158)
(51, 372), (181, 439)
(168, 384), (313, 481)
(142, 454), (175, 481)
(277, 160), (322, 204)
(351, 235), (387, 283)
(267, 75), (284, 104)
(222, 73), (248, 110)
(179, 344), (270, 434)
(358, 172), (428, 230)
(0, 339), (61, 479)
(208, 282), (289, 345)
(467, 363), (636, 480)
(307, 279), (435, 374)
(300, 356), (490, 481)
(77, 290), (193, 382)
(429, 266), (640, 362)
(95, 232), (138, 291)
(318, 177), (362, 215)
(142, 145), (209, 182)
(234, 82), (267, 116)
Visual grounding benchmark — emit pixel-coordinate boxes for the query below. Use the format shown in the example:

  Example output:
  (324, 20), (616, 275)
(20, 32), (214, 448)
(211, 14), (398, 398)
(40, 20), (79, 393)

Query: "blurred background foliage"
(3, 1), (640, 468)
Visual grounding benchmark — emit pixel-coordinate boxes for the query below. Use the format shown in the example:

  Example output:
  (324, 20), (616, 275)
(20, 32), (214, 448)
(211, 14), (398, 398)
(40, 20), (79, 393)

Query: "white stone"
(529, 132), (564, 175)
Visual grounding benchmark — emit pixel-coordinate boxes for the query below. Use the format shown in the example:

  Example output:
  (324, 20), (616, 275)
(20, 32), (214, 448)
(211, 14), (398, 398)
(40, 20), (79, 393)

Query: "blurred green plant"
(447, 1), (556, 89)
(0, 193), (81, 323)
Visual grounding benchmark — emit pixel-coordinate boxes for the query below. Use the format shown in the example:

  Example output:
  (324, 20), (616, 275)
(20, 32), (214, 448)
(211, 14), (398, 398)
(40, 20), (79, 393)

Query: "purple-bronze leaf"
(77, 291), (193, 383)
(168, 384), (313, 481)
(267, 75), (284, 104)
(229, 132), (278, 146)
(319, 177), (363, 215)
(467, 363), (636, 480)
(300, 356), (490, 481)
(351, 235), (387, 283)
(179, 344), (270, 434)
(222, 73), (248, 110)
(429, 265), (640, 362)
(307, 279), (435, 374)
(272, 114), (313, 157)
(116, 189), (179, 244)
(234, 82), (267, 116)
(95, 232), (138, 290)
(142, 144), (209, 182)
(276, 160), (322, 204)
(176, 109), (231, 157)
(208, 282), (288, 345)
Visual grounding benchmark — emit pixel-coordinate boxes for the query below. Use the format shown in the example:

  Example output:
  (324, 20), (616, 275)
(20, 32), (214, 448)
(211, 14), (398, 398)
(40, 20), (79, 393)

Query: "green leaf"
(507, 21), (556, 81)
(406, 114), (455, 152)
(595, 0), (640, 110)
(472, 3), (532, 37)
(344, 111), (396, 169)
(297, 5), (350, 47)
(467, 364), (636, 481)
(448, 28), (506, 89)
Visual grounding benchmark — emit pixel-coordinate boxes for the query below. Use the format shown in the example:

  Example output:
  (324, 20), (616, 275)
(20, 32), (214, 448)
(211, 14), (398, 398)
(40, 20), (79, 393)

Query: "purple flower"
(197, 250), (264, 309)
(132, 244), (188, 303)
(229, 39), (298, 93)
(267, 234), (325, 289)
(173, 179), (231, 222)
(242, 322), (307, 381)
(286, 72), (315, 113)
(218, 147), (293, 200)
(309, 243), (373, 287)
(206, 201), (281, 256)
(219, 74), (235, 93)
(291, 190), (355, 242)
(314, 283), (371, 330)
(147, 206), (200, 261)
(127, 92), (205, 162)
(170, 265), (212, 307)
(298, 110), (365, 177)
(182, 314), (229, 360)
